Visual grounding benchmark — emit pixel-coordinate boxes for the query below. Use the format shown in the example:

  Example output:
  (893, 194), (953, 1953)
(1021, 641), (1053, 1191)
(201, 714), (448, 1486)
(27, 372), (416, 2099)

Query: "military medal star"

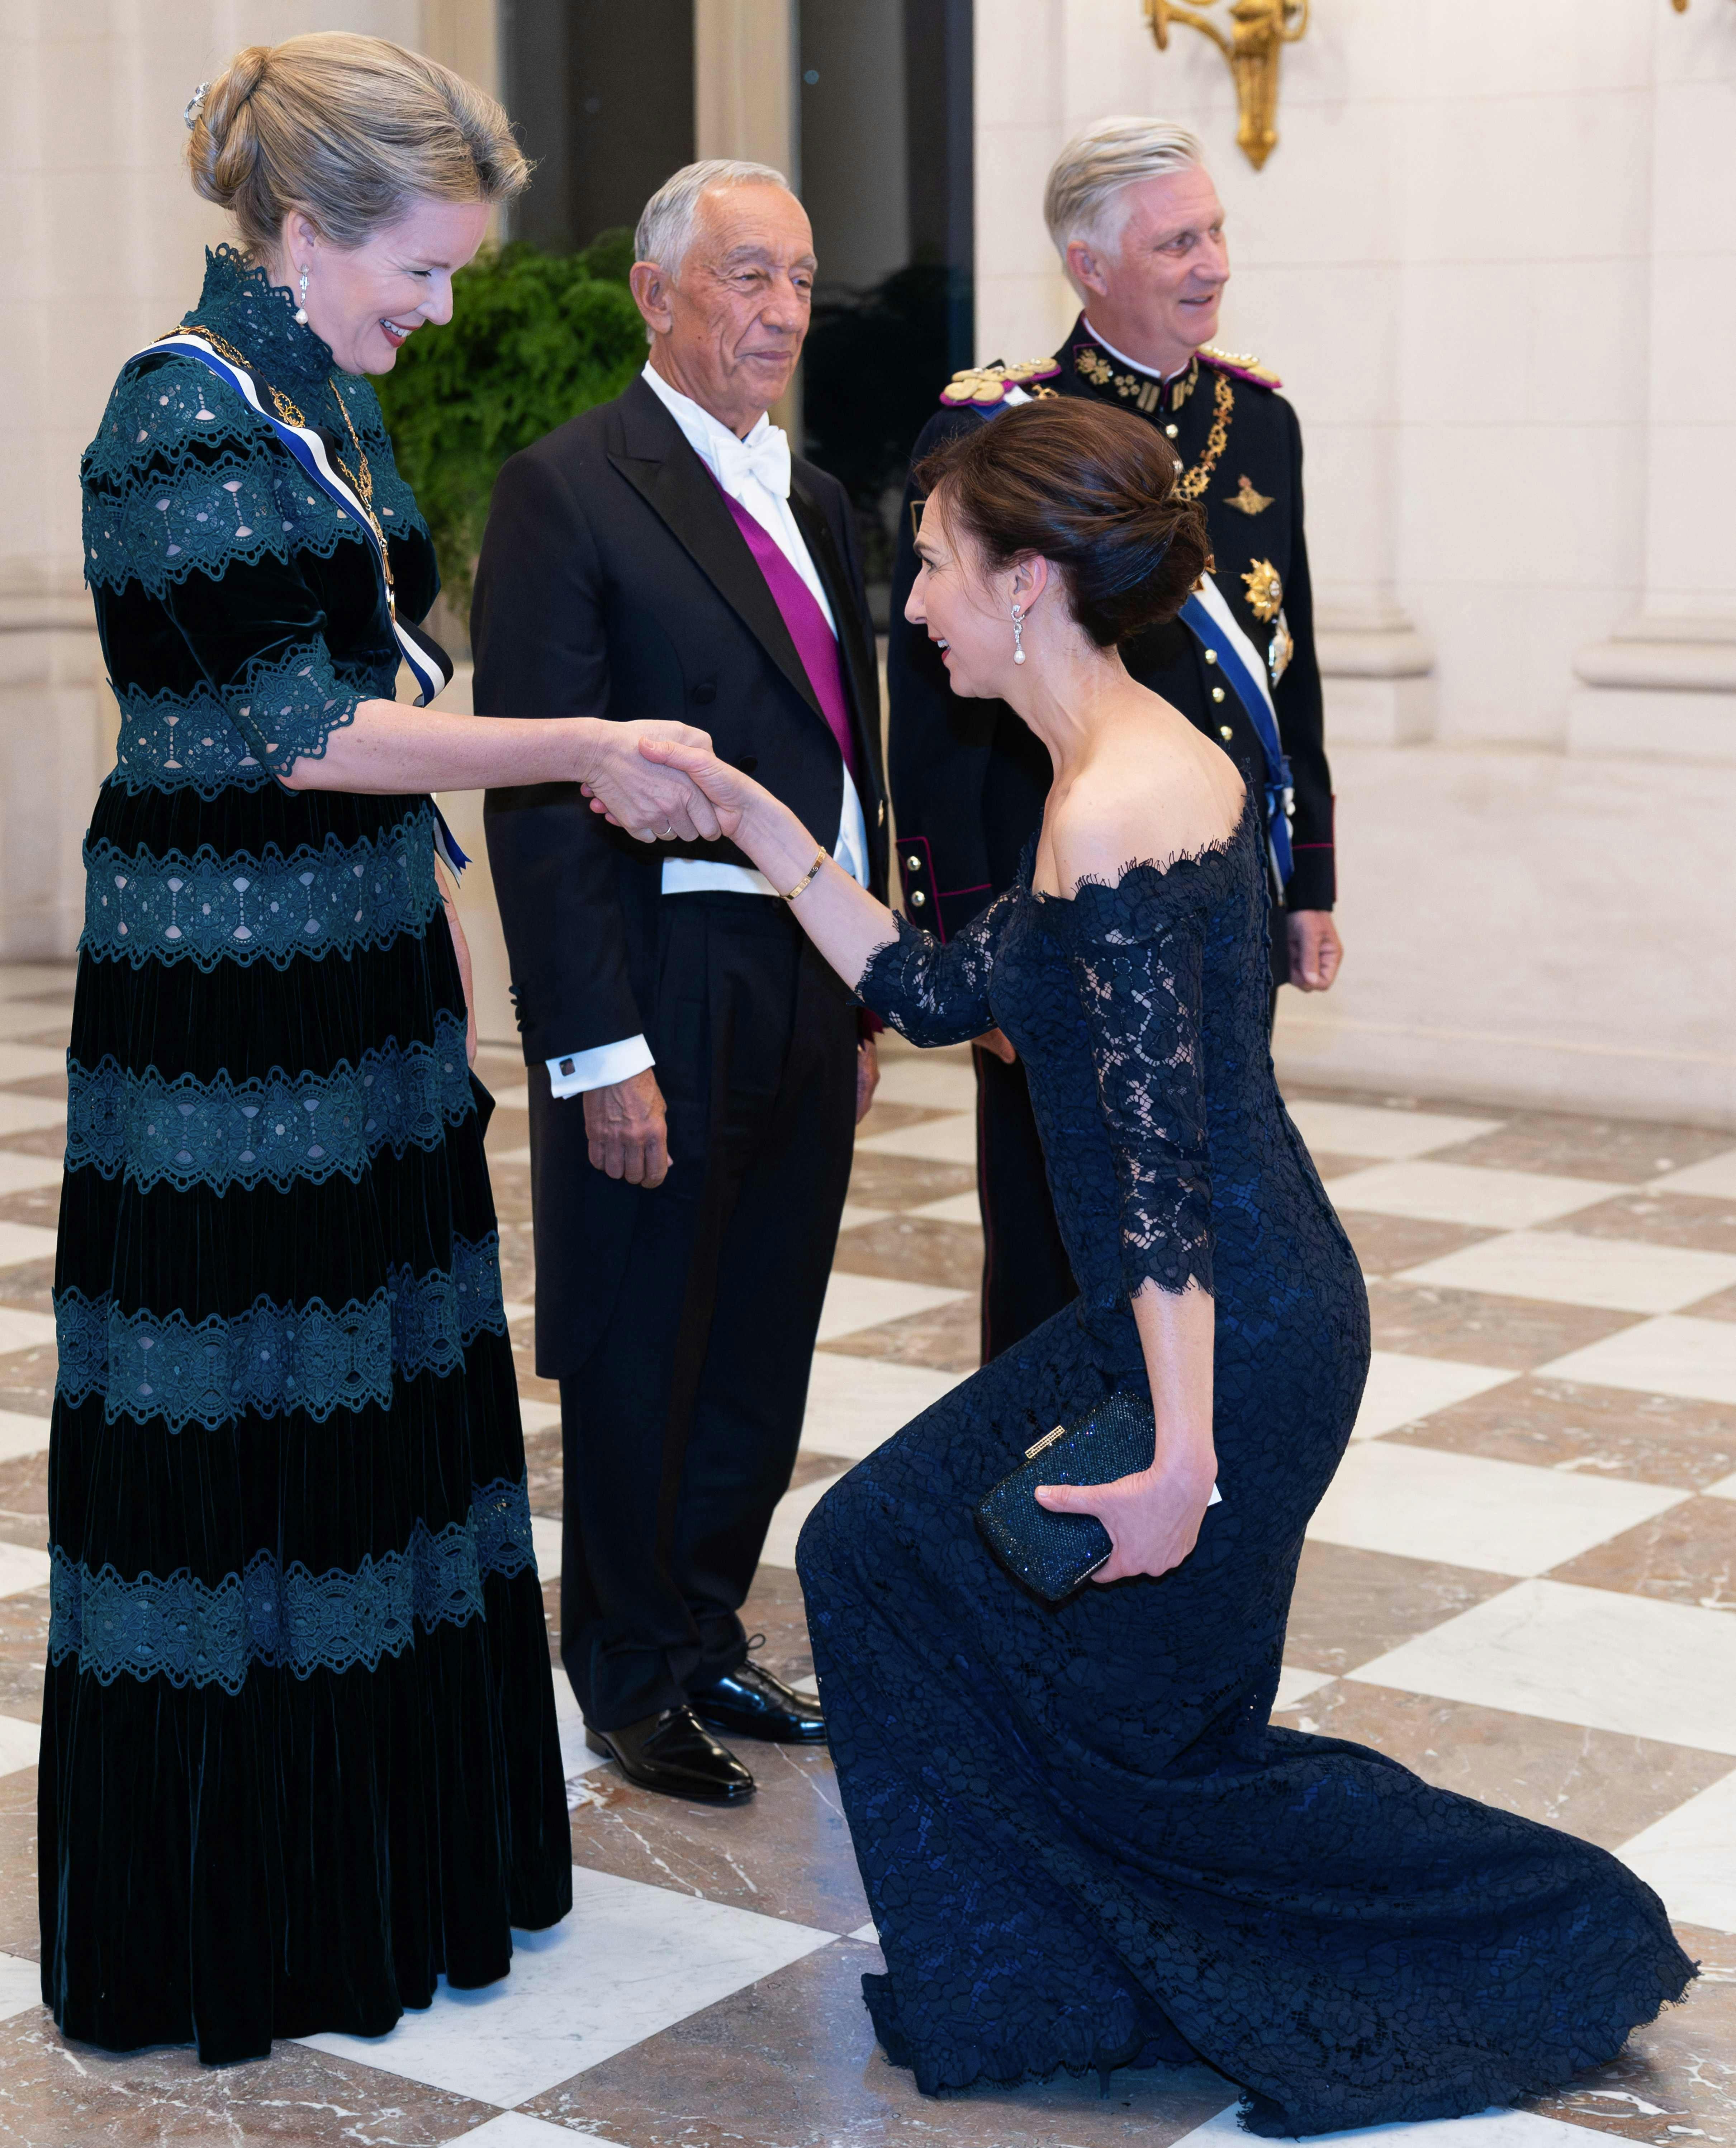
(1242, 558), (1284, 623)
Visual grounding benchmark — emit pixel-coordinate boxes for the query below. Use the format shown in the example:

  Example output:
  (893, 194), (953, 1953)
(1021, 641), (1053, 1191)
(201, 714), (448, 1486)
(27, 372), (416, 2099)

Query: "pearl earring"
(294, 265), (309, 326)
(1011, 602), (1026, 665)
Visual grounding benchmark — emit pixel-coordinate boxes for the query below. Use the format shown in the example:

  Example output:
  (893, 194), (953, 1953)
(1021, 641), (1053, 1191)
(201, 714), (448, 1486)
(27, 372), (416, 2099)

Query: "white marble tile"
(814, 1271), (968, 1343)
(0, 1715), (37, 1778)
(1283, 1100), (1503, 1161)
(0, 1094), (64, 1138)
(501, 1300), (535, 1326)
(1537, 1316), (1736, 1408)
(495, 1145), (533, 1167)
(792, 1673), (820, 1698)
(517, 1399), (561, 1437)
(853, 1113), (977, 1166)
(848, 1921), (878, 1944)
(0, 1307), (55, 1355)
(451, 2115), (625, 2148)
(1397, 1231), (1736, 1316)
(0, 1221), (55, 1270)
(758, 1470), (850, 1569)
(836, 1203), (891, 1233)
(302, 1865), (835, 2106)
(0, 1043), (65, 1084)
(0, 1003), (71, 1043)
(1275, 1665), (1334, 1711)
(1169, 2099), (1613, 2148)
(1307, 1443), (1682, 1577)
(906, 1191), (983, 1227)
(1348, 1578), (1736, 1755)
(1350, 1352), (1517, 1441)
(1650, 1149), (1736, 1199)
(1324, 1162), (1622, 1231)
(0, 1953), (41, 2025)
(801, 1350), (962, 1461)
(870, 1057), (978, 1113)
(0, 1151), (62, 1197)
(0, 1411), (48, 1462)
(1617, 1765), (1736, 1935)
(1709, 1471), (1736, 1502)
(530, 1516), (561, 1584)
(0, 1543), (50, 1600)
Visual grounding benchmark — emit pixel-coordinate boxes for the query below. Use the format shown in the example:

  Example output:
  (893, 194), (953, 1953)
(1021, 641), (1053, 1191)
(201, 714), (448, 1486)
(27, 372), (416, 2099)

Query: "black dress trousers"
(974, 1043), (1077, 1364)
(558, 892), (858, 1731)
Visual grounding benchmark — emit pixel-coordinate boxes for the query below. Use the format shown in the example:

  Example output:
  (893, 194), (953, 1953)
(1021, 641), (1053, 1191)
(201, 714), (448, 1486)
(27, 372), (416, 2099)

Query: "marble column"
(1568, 8), (1736, 764)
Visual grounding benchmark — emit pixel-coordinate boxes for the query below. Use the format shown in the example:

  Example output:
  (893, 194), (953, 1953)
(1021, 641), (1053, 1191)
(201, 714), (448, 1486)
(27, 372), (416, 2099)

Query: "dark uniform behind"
(886, 313), (1336, 1360)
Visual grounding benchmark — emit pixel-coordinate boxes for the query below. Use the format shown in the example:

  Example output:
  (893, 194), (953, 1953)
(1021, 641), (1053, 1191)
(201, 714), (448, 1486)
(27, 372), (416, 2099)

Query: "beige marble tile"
(1365, 1281), (1642, 1371)
(844, 1151), (976, 1213)
(1384, 1376), (1736, 1492)
(1430, 1113), (1735, 1185)
(1564, 1192), (1736, 1258)
(1284, 1099), (1504, 1160)
(815, 1272), (968, 1346)
(1520, 1953), (1736, 2143)
(818, 1298), (981, 1374)
(522, 1424), (562, 1517)
(525, 1938), (1235, 2148)
(0, 1159), (61, 1202)
(853, 1113), (977, 1166)
(1269, 1681), (1733, 1852)
(568, 1745), (870, 1936)
(0, 1131), (63, 1161)
(1547, 1495), (1736, 1611)
(0, 2014), (507, 2144)
(0, 1348), (55, 1422)
(852, 1099), (955, 1141)
(0, 1190), (59, 1232)
(1685, 1284), (1736, 1326)
(1335, 1211), (1497, 1279)
(1326, 1161), (1625, 1231)
(1282, 1539), (1516, 1676)
(828, 1215), (982, 1292)
(0, 1269), (50, 1321)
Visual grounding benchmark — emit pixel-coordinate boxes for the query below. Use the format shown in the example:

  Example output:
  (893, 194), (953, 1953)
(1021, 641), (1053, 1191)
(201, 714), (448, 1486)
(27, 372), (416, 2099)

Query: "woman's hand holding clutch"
(1034, 1452), (1218, 1584)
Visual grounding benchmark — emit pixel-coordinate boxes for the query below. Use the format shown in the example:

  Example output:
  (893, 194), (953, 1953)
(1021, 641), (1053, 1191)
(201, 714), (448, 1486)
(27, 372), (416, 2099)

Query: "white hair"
(634, 157), (791, 278)
(1043, 117), (1205, 296)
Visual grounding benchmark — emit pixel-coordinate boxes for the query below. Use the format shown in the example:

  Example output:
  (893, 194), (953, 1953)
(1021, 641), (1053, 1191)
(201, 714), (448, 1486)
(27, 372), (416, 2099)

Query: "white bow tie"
(713, 419), (791, 502)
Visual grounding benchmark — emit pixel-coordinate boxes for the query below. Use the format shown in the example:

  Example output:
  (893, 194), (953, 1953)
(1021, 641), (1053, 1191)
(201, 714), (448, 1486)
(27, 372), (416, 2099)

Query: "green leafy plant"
(375, 231), (645, 611)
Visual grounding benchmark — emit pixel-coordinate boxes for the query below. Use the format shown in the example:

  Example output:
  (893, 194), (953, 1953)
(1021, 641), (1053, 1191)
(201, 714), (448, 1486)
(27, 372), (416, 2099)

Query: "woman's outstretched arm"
(279, 699), (721, 844)
(636, 738), (900, 985)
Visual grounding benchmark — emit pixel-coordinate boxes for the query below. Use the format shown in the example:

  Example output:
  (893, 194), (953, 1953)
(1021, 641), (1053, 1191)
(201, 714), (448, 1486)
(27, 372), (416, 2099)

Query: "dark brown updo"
(914, 397), (1209, 646)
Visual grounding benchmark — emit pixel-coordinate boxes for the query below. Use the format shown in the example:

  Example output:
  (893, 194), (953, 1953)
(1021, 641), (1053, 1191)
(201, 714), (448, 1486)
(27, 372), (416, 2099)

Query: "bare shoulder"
(1052, 720), (1246, 897)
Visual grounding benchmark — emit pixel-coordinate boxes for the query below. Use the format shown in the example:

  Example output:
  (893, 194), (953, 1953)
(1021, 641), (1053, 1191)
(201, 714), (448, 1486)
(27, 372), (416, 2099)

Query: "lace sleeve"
(1069, 908), (1214, 1300)
(857, 888), (1015, 1049)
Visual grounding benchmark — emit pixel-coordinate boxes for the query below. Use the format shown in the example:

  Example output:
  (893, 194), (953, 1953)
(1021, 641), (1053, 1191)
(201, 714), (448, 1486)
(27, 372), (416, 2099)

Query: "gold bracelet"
(781, 847), (828, 903)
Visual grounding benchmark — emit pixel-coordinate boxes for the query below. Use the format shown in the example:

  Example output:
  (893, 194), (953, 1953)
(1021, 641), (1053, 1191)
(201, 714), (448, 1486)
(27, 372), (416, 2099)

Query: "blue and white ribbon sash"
(1180, 577), (1294, 884)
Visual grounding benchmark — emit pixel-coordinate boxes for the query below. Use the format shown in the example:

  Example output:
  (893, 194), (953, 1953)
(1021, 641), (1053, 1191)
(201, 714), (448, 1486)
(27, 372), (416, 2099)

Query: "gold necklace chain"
(160, 324), (397, 610)
(1173, 371), (1234, 504)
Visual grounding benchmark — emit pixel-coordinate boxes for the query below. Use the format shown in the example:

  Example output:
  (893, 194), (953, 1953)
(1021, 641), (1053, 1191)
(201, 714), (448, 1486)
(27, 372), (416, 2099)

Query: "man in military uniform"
(887, 114), (1342, 1362)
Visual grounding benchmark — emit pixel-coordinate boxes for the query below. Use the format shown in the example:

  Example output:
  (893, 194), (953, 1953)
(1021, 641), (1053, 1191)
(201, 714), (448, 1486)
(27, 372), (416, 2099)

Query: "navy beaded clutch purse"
(975, 1391), (1220, 1605)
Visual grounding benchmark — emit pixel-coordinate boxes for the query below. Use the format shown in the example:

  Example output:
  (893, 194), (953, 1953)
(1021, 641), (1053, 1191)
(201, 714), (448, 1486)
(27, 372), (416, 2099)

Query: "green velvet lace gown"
(43, 249), (572, 2060)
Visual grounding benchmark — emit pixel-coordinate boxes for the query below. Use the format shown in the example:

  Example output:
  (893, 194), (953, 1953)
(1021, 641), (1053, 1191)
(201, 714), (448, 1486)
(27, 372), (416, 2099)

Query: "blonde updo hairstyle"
(187, 32), (528, 254)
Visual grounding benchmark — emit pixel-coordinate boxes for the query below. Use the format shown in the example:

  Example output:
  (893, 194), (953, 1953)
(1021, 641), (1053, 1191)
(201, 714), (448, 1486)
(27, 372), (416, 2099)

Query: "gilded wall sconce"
(1144, 0), (1310, 171)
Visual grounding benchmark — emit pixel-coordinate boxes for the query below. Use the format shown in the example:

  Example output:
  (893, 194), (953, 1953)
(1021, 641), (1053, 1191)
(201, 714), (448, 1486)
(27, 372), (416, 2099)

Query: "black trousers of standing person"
(557, 892), (858, 1734)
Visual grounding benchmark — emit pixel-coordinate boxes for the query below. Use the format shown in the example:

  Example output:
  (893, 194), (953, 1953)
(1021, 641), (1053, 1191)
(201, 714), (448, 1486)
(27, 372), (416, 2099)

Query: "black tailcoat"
(473, 375), (887, 1374)
(887, 313), (1334, 969)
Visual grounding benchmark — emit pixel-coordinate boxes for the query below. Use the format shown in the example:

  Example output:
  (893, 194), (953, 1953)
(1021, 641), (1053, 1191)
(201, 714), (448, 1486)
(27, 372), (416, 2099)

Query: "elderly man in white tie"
(473, 161), (888, 1807)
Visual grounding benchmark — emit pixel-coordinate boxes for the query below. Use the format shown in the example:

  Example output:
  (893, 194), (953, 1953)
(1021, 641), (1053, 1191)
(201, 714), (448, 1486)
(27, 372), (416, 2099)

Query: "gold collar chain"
(161, 324), (396, 607)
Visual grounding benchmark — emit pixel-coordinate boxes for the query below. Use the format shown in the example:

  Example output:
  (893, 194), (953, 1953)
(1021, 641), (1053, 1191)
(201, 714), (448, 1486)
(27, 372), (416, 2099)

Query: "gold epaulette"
(1198, 344), (1283, 390)
(939, 357), (1062, 408)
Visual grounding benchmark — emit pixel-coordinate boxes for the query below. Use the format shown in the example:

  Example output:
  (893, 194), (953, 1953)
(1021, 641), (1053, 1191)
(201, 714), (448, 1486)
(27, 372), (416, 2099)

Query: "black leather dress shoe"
(584, 1706), (755, 1804)
(689, 1660), (827, 1744)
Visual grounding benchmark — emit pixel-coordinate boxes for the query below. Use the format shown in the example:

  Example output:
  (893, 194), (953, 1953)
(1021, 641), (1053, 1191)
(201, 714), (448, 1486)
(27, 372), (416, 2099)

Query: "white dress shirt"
(546, 363), (869, 1100)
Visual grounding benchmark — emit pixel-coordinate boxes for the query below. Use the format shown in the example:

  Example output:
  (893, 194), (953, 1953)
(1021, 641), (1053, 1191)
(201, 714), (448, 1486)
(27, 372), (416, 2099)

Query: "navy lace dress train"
(43, 250), (571, 2060)
(798, 794), (1692, 2135)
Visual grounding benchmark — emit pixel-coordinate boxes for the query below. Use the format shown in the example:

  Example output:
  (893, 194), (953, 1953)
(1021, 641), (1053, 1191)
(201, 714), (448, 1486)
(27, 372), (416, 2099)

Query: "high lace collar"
(181, 244), (337, 392)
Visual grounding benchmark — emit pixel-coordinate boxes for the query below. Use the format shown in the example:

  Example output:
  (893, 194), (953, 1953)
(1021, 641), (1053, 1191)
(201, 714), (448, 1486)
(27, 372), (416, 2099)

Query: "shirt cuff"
(546, 1035), (655, 1098)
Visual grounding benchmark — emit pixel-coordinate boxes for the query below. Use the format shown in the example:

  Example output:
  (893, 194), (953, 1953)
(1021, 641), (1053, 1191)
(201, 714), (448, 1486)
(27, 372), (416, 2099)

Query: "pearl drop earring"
(1011, 602), (1026, 665)
(295, 265), (309, 326)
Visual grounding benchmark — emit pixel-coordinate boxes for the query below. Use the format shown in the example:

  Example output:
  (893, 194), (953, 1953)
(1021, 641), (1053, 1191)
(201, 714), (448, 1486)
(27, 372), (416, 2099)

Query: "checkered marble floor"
(0, 961), (1731, 2145)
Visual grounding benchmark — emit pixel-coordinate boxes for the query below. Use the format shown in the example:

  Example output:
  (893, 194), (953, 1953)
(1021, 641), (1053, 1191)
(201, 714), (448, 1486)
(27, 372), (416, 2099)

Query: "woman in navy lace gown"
(642, 398), (1693, 2134)
(52, 37), (714, 2059)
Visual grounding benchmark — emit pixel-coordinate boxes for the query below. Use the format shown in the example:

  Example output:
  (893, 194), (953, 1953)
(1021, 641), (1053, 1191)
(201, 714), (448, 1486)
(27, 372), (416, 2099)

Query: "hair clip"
(184, 81), (210, 131)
